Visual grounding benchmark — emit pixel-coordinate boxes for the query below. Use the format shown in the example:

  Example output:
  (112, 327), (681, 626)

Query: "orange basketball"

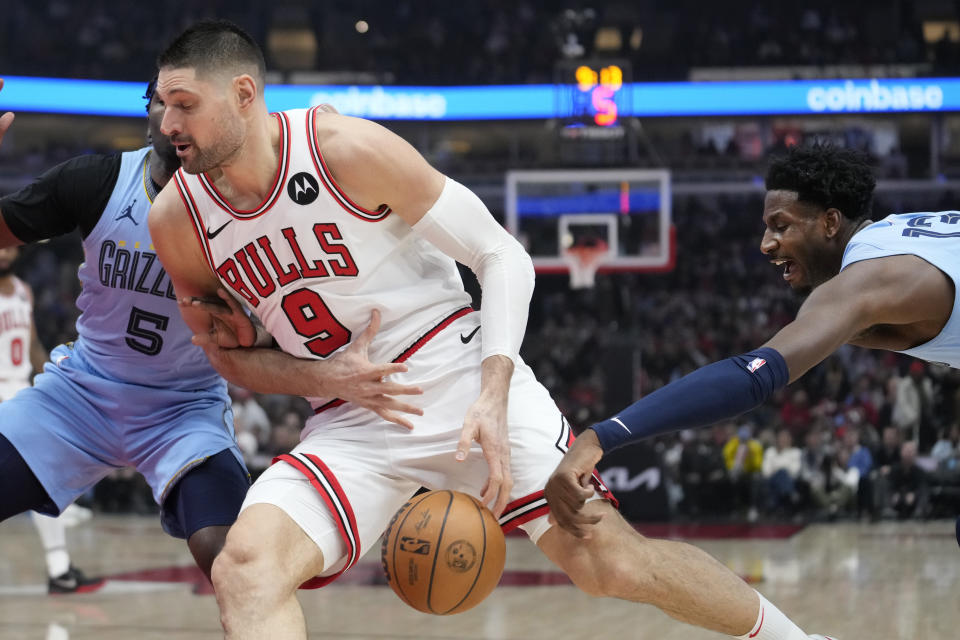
(381, 490), (506, 615)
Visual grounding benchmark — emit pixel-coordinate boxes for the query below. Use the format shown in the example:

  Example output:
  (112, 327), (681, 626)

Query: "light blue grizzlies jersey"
(841, 211), (960, 368)
(74, 147), (221, 389)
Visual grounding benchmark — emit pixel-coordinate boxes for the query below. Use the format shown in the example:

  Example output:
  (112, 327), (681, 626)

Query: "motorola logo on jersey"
(287, 172), (320, 205)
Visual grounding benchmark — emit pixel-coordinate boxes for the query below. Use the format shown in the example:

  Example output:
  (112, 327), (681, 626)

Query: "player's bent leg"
(535, 499), (761, 636)
(0, 433), (57, 520)
(212, 503), (325, 640)
(162, 449), (251, 580)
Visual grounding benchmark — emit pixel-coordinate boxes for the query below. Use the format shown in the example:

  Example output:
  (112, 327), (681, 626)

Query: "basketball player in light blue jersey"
(0, 77), (251, 580)
(549, 144), (960, 640)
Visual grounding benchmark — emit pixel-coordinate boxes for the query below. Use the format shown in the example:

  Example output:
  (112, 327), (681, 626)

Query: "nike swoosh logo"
(460, 326), (480, 344)
(206, 220), (231, 239)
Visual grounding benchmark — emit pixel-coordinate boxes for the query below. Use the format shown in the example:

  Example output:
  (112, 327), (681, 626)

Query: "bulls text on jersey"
(215, 223), (358, 308)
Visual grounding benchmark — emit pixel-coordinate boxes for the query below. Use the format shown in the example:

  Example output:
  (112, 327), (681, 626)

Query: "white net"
(562, 241), (610, 289)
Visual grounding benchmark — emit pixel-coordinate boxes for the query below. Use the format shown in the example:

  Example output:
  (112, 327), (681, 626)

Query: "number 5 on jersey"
(126, 307), (169, 356)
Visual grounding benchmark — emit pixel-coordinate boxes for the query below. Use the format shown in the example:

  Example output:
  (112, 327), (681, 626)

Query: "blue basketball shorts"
(0, 343), (246, 534)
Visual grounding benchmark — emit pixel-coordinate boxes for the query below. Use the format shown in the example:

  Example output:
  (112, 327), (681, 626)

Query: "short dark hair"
(157, 20), (266, 87)
(144, 75), (157, 112)
(765, 144), (876, 222)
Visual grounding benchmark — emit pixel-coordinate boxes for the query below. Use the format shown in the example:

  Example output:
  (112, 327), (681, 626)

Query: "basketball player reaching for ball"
(0, 77), (417, 582)
(549, 143), (960, 638)
(0, 245), (103, 594)
(148, 21), (826, 640)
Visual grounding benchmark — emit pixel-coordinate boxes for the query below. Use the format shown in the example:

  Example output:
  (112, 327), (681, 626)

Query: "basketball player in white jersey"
(0, 73), (414, 591)
(148, 21), (824, 640)
(0, 246), (103, 594)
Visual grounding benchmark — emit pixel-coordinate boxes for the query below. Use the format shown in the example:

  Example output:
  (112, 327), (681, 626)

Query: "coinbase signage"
(266, 83), (553, 119)
(2, 75), (959, 119)
(806, 79), (943, 112)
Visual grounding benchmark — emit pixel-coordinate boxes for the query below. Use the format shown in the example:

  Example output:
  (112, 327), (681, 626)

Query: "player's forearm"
(590, 347), (789, 453)
(479, 354), (514, 401)
(204, 345), (334, 397)
(474, 239), (535, 363)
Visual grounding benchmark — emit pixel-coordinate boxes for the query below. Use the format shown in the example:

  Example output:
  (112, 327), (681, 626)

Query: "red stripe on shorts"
(273, 453), (361, 589)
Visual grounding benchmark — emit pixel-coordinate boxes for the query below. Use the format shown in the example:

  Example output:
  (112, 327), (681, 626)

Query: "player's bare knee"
(211, 536), (269, 602)
(560, 516), (669, 601)
(565, 544), (644, 599)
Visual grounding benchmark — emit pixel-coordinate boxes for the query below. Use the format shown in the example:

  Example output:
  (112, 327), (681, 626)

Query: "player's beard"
(179, 113), (244, 175)
(792, 242), (843, 297)
(0, 264), (14, 277)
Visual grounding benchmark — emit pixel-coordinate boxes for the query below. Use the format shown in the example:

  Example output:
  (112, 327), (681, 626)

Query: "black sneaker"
(48, 566), (106, 595)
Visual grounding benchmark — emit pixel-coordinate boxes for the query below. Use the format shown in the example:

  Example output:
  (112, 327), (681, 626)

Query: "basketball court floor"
(1, 514), (956, 639)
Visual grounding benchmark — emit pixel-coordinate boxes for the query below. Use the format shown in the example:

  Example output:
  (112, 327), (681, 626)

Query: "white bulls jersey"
(174, 107), (473, 412)
(0, 277), (34, 398)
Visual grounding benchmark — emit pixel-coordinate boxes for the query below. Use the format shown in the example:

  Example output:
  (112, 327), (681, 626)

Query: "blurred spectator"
(679, 426), (730, 517)
(887, 441), (929, 519)
(842, 426), (874, 517)
(722, 422), (764, 521)
(268, 411), (303, 458)
(874, 425), (903, 472)
(761, 428), (802, 516)
(780, 389), (812, 440)
(810, 448), (859, 520)
(230, 384), (272, 450)
(891, 361), (935, 449)
(871, 425), (902, 517)
(929, 425), (960, 517)
(931, 424), (959, 469)
(797, 427), (830, 510)
(93, 468), (155, 515)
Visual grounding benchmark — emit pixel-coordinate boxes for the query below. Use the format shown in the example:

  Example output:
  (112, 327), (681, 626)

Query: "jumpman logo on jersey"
(115, 200), (139, 225)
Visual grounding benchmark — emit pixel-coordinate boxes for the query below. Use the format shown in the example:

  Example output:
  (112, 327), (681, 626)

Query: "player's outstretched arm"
(148, 182), (424, 427)
(546, 254), (943, 535)
(314, 114), (535, 515)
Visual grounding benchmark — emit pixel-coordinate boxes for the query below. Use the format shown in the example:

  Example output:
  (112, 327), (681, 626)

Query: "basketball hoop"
(563, 240), (609, 289)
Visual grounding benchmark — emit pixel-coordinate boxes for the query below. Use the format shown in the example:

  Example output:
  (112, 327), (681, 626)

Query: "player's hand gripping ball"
(381, 490), (506, 614)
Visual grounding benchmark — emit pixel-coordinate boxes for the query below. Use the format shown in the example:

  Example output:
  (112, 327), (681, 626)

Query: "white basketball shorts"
(240, 310), (613, 587)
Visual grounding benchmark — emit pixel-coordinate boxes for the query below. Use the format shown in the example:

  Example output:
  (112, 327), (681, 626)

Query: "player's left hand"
(544, 428), (605, 538)
(457, 392), (513, 518)
(181, 288), (258, 349)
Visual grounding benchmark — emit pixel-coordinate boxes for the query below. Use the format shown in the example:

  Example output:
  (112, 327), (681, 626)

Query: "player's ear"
(234, 74), (258, 111)
(823, 207), (843, 239)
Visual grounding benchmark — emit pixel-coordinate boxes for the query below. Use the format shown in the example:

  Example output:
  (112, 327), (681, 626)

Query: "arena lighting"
(2, 75), (960, 120)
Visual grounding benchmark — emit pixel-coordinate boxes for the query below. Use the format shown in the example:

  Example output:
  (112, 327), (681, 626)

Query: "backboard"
(505, 168), (674, 277)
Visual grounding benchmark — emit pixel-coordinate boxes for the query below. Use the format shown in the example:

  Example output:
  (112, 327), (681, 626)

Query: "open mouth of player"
(174, 143), (192, 156)
(771, 257), (798, 282)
